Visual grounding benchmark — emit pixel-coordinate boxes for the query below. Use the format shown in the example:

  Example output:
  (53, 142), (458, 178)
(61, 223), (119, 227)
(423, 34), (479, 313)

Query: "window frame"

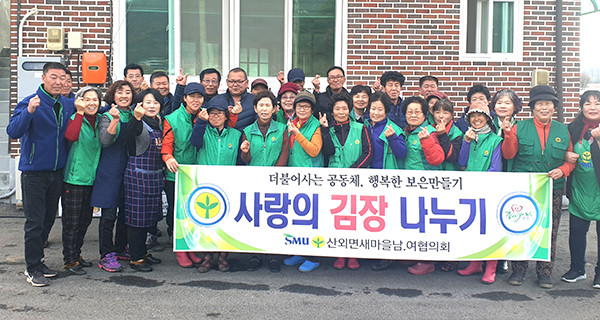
(459, 0), (524, 62)
(113, 0), (347, 88)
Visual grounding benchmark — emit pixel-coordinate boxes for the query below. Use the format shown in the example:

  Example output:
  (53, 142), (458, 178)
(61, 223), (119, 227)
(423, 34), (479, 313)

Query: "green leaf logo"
(195, 193), (220, 219)
(312, 236), (324, 248)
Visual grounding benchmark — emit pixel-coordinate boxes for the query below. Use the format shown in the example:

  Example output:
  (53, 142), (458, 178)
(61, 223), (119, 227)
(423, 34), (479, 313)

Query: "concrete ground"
(0, 203), (599, 319)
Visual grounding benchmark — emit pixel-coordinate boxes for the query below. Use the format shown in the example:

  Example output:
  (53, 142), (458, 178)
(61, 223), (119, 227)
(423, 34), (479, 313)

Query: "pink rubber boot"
(458, 261), (482, 276)
(481, 260), (498, 284)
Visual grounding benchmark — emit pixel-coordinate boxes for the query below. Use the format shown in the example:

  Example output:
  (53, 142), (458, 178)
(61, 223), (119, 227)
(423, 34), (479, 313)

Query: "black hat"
(529, 85), (558, 108)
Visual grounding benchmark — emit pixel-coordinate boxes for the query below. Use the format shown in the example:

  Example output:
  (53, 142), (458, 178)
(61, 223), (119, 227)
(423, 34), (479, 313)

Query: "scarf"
(472, 124), (491, 142)
(581, 118), (600, 141)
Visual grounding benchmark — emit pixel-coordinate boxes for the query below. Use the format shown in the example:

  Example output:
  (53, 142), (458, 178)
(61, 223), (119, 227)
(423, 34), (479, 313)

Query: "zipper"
(54, 101), (63, 170)
(29, 142), (35, 164)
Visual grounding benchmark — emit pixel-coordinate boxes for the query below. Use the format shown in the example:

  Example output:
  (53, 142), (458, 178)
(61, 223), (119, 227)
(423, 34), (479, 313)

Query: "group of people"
(8, 62), (600, 291)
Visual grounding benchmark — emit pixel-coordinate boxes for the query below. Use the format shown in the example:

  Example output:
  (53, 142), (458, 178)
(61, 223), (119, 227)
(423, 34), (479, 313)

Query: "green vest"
(513, 119), (569, 190)
(243, 120), (286, 166)
(405, 123), (442, 171)
(368, 119), (406, 169)
(288, 116), (324, 167)
(493, 116), (516, 172)
(164, 107), (197, 181)
(464, 131), (503, 172)
(328, 121), (364, 168)
(568, 139), (600, 221)
(63, 114), (102, 185)
(197, 126), (241, 165)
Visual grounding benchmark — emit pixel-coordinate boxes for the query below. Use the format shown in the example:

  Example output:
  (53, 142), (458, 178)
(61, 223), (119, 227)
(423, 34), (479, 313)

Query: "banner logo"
(185, 184), (229, 227)
(497, 192), (541, 235)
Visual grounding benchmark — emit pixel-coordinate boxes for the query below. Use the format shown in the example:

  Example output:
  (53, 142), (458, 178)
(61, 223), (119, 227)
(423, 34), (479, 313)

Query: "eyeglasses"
(328, 75), (344, 81)
(226, 79), (247, 85)
(202, 80), (219, 85)
(406, 110), (423, 116)
(296, 104), (312, 110)
(208, 111), (225, 116)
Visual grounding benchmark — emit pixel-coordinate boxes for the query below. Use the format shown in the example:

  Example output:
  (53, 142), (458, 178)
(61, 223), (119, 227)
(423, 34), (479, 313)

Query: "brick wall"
(346, 0), (581, 122)
(9, 0), (111, 156)
(8, 0), (581, 157)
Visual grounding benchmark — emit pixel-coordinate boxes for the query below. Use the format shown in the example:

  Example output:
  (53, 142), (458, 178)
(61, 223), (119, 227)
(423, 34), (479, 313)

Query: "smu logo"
(497, 192), (541, 235)
(185, 184), (229, 227)
(284, 234), (324, 248)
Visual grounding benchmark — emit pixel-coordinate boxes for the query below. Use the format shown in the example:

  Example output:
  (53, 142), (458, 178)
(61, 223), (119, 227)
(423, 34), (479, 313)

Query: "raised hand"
(417, 126), (430, 140)
(501, 117), (512, 133)
(436, 119), (446, 134)
(288, 120), (299, 136)
(175, 68), (188, 86)
(384, 124), (395, 138)
(133, 102), (145, 120)
(74, 97), (86, 114)
(464, 127), (476, 143)
(277, 71), (285, 84)
(230, 101), (243, 115)
(319, 112), (328, 127)
(108, 105), (120, 120)
(240, 140), (250, 153)
(197, 109), (208, 121)
(27, 95), (40, 114)
(372, 79), (382, 92)
(312, 75), (321, 93)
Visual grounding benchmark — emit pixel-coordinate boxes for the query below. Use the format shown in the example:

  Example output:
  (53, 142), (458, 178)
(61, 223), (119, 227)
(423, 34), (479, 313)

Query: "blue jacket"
(208, 90), (256, 130)
(7, 85), (75, 172)
(387, 98), (406, 129)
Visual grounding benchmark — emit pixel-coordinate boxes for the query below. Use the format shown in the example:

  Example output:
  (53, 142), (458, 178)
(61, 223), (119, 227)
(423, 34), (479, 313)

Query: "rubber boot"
(333, 258), (346, 270)
(176, 252), (193, 268)
(481, 260), (498, 284)
(188, 252), (203, 265)
(458, 261), (483, 276)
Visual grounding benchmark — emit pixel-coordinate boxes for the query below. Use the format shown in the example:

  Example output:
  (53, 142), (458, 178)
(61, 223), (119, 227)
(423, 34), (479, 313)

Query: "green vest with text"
(328, 121), (364, 168)
(405, 123), (441, 171)
(197, 126), (241, 166)
(513, 118), (569, 190)
(289, 116), (324, 167)
(569, 138), (600, 221)
(63, 114), (102, 186)
(243, 120), (286, 166)
(464, 131), (502, 172)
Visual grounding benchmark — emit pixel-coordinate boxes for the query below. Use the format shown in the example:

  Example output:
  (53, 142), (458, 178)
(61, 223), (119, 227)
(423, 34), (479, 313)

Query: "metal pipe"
(556, 0), (564, 122)
(18, 7), (39, 57)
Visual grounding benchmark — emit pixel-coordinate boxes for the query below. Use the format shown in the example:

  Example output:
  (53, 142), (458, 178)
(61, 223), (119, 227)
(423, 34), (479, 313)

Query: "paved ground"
(0, 203), (599, 319)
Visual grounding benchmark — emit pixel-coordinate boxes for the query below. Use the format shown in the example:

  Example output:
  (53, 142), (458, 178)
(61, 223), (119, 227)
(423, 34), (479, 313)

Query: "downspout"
(17, 0), (20, 50)
(556, 0), (564, 122)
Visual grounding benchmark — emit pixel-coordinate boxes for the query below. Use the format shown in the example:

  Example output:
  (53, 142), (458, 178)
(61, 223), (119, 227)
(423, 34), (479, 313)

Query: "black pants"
(98, 206), (128, 257)
(127, 225), (150, 261)
(164, 180), (175, 235)
(61, 183), (94, 265)
(22, 170), (63, 272)
(568, 213), (600, 273)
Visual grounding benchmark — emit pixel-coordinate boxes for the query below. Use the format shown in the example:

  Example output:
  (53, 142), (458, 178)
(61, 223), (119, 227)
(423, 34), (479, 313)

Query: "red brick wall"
(8, 0), (581, 157)
(346, 0), (581, 122)
(9, 0), (112, 156)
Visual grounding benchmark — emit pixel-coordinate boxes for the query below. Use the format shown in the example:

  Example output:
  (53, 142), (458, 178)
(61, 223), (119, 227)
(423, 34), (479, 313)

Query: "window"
(118, 0), (341, 80)
(460, 0), (523, 61)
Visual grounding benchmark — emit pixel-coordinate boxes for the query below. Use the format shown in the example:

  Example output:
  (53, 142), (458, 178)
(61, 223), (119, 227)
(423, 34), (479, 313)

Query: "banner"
(174, 165), (552, 261)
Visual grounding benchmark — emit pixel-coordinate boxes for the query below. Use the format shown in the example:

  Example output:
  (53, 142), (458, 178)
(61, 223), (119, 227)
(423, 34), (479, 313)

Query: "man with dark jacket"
(209, 67), (256, 130)
(150, 71), (176, 117)
(312, 66), (349, 122)
(7, 62), (75, 287)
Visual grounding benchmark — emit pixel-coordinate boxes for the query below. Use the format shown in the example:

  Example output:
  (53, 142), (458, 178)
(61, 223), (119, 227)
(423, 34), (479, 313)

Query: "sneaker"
(408, 262), (435, 275)
(115, 250), (131, 261)
(372, 260), (390, 271)
(144, 254), (161, 265)
(561, 269), (586, 283)
(64, 262), (86, 276)
(98, 253), (122, 272)
(78, 256), (93, 268)
(40, 264), (58, 278)
(298, 260), (320, 272)
(130, 259), (153, 272)
(508, 271), (525, 286)
(247, 256), (262, 271)
(25, 270), (49, 287)
(538, 274), (553, 289)
(283, 255), (306, 266)
(593, 274), (600, 289)
(268, 259), (281, 273)
(145, 233), (158, 249)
